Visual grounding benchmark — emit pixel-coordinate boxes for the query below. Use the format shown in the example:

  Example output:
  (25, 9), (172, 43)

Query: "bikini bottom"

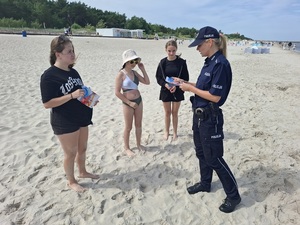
(123, 96), (142, 108)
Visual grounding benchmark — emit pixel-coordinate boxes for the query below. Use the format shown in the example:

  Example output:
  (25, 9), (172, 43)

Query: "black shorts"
(50, 112), (90, 135)
(159, 88), (184, 102)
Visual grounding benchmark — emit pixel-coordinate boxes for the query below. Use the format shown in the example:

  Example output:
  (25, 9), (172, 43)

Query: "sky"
(68, 0), (300, 41)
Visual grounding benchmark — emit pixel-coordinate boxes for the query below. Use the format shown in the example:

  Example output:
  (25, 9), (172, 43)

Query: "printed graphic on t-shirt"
(60, 77), (83, 95)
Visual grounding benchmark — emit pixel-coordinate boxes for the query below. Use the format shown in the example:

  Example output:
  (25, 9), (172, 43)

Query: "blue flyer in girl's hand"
(82, 86), (92, 97)
(165, 76), (180, 86)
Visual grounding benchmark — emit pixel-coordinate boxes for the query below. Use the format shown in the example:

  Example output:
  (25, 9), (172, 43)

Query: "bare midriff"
(123, 89), (141, 100)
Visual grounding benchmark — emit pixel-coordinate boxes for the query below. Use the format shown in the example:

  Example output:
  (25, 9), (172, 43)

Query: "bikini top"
(122, 70), (139, 91)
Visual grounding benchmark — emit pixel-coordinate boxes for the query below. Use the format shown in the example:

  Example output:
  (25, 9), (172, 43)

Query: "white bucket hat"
(122, 49), (141, 65)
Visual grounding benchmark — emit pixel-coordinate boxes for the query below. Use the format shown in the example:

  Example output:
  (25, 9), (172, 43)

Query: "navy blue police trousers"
(192, 110), (240, 200)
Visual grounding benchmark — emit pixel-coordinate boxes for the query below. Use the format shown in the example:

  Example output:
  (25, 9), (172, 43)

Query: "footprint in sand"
(111, 191), (125, 201)
(98, 199), (106, 214)
(27, 170), (39, 182)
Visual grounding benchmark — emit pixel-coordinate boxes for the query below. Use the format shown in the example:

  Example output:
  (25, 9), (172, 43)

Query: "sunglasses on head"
(129, 58), (141, 64)
(58, 34), (69, 43)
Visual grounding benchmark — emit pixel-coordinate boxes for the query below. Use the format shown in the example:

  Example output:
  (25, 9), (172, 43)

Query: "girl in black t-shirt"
(155, 40), (189, 141)
(40, 35), (99, 192)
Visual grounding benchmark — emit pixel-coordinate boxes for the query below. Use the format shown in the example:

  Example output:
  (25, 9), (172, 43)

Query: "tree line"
(0, 0), (252, 39)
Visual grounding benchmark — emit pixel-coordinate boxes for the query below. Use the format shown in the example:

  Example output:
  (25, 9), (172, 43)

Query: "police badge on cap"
(188, 26), (220, 47)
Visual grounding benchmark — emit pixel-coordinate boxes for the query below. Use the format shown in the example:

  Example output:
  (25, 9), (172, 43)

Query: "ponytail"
(214, 34), (228, 58)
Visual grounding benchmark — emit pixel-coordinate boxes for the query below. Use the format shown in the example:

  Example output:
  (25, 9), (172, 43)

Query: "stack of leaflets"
(165, 76), (180, 86)
(77, 86), (100, 108)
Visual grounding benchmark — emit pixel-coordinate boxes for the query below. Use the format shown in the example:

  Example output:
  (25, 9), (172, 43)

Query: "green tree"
(125, 16), (151, 33)
(102, 11), (126, 28)
(175, 27), (197, 38)
(149, 23), (170, 34)
(0, 0), (18, 19)
(67, 2), (89, 27)
(96, 19), (106, 28)
(31, 0), (53, 28)
(0, 0), (252, 39)
(85, 7), (103, 26)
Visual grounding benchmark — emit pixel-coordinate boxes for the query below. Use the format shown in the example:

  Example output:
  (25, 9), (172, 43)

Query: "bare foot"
(172, 134), (178, 141)
(78, 172), (100, 179)
(137, 145), (146, 154)
(124, 148), (135, 157)
(68, 182), (87, 192)
(163, 132), (169, 141)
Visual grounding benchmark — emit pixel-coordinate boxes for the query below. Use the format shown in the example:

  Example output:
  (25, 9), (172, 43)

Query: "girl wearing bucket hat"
(174, 26), (241, 213)
(115, 49), (150, 157)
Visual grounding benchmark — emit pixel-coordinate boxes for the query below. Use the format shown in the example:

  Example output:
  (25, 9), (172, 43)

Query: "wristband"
(70, 93), (73, 99)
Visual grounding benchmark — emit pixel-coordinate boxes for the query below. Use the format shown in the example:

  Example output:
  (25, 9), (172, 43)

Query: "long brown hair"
(49, 35), (75, 68)
(165, 40), (182, 57)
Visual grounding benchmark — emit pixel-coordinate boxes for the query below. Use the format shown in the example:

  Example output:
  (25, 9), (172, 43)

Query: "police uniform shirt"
(193, 51), (232, 108)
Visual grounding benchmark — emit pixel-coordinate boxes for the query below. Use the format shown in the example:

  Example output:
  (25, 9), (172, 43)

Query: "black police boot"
(219, 196), (241, 213)
(187, 182), (211, 194)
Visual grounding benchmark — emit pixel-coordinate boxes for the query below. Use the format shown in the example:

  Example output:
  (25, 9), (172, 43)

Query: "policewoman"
(174, 26), (241, 213)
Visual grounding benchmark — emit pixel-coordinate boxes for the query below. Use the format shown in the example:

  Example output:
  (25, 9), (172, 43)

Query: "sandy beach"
(0, 34), (300, 225)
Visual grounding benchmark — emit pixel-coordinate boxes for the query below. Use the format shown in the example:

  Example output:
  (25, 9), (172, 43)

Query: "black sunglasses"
(129, 58), (141, 64)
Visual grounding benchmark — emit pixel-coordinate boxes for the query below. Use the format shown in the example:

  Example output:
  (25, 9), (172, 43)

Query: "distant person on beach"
(68, 26), (72, 36)
(155, 40), (189, 141)
(40, 35), (99, 192)
(115, 49), (150, 157)
(174, 26), (241, 213)
(64, 26), (72, 36)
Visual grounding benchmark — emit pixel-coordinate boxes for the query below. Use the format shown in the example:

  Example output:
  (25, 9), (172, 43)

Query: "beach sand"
(0, 34), (299, 225)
